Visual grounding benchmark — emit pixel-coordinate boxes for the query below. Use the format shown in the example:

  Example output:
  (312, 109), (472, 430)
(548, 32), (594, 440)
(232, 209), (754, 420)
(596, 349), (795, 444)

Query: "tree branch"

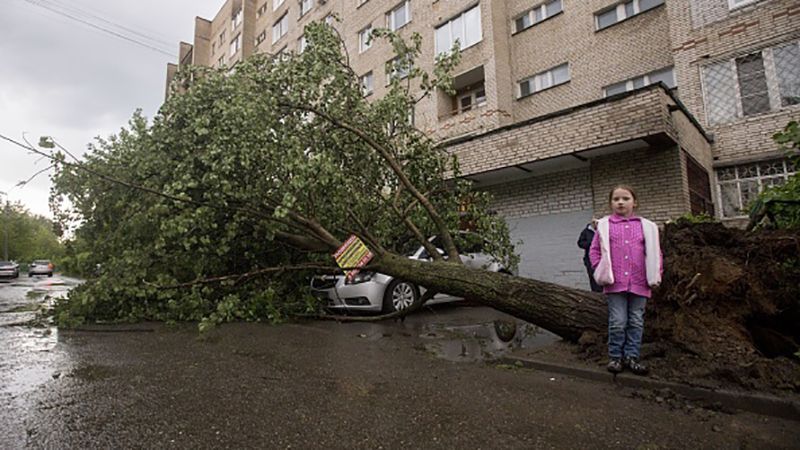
(145, 263), (338, 289)
(278, 102), (461, 263)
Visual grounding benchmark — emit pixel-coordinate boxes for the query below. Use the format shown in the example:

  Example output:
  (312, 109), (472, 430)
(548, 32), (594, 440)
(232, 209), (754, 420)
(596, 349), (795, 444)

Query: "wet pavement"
(1, 279), (799, 449)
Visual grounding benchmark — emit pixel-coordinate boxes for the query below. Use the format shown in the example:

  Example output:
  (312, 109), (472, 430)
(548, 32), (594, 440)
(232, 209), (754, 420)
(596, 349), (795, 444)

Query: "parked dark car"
(28, 260), (54, 277)
(0, 261), (20, 278)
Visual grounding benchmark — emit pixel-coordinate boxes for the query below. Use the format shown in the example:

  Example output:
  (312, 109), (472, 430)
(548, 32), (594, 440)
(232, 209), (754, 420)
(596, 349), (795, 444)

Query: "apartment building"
(166, 0), (799, 289)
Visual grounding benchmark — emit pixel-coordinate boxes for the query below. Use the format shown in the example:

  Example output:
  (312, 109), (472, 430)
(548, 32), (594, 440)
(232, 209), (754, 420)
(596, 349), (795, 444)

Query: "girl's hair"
(608, 185), (638, 204)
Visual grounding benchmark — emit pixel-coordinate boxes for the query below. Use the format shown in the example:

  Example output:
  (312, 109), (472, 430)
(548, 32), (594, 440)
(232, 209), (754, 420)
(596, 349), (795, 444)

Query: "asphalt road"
(1, 277), (798, 449)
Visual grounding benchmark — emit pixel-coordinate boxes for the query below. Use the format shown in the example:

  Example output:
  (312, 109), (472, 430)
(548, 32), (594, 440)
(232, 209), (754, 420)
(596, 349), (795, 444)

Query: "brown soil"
(578, 222), (800, 394)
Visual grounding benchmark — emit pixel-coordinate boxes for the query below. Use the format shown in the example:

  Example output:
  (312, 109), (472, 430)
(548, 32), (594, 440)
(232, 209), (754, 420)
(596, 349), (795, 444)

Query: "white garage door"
(506, 210), (594, 290)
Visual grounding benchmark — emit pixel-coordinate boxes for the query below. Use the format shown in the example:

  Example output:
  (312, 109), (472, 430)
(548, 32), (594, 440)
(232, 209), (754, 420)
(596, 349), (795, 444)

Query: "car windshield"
(33, 260), (51, 265)
(0, 261), (12, 265)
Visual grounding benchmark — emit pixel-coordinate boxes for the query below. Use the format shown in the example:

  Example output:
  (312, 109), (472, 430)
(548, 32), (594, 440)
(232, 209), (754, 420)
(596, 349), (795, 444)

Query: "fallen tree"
(30, 24), (604, 337)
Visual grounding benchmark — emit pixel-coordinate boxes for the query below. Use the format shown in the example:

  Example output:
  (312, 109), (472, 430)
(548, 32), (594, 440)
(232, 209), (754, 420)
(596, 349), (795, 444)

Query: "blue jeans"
(607, 293), (647, 359)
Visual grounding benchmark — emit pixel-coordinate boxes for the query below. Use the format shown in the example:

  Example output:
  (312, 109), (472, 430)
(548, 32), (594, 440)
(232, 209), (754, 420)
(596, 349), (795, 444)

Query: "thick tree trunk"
(370, 253), (606, 341)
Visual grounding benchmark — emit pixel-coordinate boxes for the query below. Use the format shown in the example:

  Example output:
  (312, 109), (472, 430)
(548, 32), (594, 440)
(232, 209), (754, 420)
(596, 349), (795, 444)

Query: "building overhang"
(445, 84), (711, 186)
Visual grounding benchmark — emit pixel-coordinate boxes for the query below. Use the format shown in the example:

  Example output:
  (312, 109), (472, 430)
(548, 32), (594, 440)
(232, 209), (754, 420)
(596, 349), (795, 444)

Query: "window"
(595, 0), (664, 30)
(358, 0), (369, 6)
(452, 83), (486, 115)
(360, 72), (374, 96)
(518, 63), (570, 98)
(325, 14), (335, 25)
(274, 0), (285, 10)
(300, 0), (314, 17)
(219, 30), (226, 46)
(272, 13), (289, 43)
(257, 3), (267, 18)
(603, 66), (675, 97)
(217, 55), (225, 68)
(256, 30), (266, 46)
(736, 53), (770, 117)
(702, 41), (800, 124)
(386, 1), (411, 31)
(387, 56), (412, 82)
(514, 0), (562, 33)
(358, 25), (373, 53)
(230, 34), (242, 56)
(716, 159), (796, 218)
(297, 35), (308, 53)
(435, 5), (482, 55)
(773, 42), (800, 107)
(728, 0), (758, 9)
(231, 9), (243, 31)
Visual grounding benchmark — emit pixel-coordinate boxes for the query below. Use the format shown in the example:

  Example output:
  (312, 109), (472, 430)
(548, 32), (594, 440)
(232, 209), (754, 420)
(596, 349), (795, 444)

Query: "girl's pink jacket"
(589, 214), (662, 298)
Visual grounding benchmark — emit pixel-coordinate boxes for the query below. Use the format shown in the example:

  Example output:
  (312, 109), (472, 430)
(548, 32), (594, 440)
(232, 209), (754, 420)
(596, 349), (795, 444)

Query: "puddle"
(0, 276), (80, 398)
(419, 320), (558, 362)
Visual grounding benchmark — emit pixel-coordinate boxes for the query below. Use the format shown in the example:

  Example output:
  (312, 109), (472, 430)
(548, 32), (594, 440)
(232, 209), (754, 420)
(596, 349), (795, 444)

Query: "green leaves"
(52, 22), (515, 327)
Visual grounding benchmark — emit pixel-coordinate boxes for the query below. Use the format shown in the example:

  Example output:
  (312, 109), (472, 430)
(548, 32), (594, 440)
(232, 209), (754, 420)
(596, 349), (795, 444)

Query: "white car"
(0, 261), (19, 278)
(28, 260), (54, 277)
(311, 235), (510, 314)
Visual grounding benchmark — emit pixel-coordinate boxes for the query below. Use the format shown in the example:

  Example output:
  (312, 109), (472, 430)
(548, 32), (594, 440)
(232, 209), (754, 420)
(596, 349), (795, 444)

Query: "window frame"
(230, 33), (242, 56)
(453, 84), (487, 116)
(386, 1), (411, 31)
(435, 4), (482, 56)
(231, 9), (243, 31)
(603, 66), (676, 97)
(518, 63), (570, 99)
(513, 0), (563, 34)
(727, 0), (758, 10)
(716, 159), (797, 218)
(386, 56), (412, 83)
(360, 71), (374, 96)
(256, 30), (267, 46)
(272, 13), (289, 44)
(274, 0), (286, 11)
(701, 41), (800, 125)
(358, 25), (373, 53)
(300, 0), (315, 17)
(594, 0), (664, 31)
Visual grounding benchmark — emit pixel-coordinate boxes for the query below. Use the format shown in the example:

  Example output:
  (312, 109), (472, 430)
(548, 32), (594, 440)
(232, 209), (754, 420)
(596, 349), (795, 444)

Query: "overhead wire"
(34, 0), (176, 48)
(19, 0), (177, 58)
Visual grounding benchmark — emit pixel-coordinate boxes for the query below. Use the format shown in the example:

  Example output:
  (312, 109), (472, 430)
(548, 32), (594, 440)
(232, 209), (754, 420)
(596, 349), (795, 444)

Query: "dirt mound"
(584, 222), (800, 393)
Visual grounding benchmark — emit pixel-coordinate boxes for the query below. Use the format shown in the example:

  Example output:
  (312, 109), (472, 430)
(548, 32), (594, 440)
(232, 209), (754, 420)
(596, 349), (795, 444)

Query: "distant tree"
(1, 201), (63, 264)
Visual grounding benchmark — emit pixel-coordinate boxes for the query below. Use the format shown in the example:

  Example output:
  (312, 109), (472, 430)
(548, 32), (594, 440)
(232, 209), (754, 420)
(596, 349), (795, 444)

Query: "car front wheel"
(382, 280), (419, 313)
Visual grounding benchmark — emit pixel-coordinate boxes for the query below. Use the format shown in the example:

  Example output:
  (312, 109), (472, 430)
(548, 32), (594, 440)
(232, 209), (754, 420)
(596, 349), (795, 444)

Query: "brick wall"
(590, 145), (687, 224)
(483, 168), (593, 219)
(448, 86), (677, 176)
(509, 0), (674, 122)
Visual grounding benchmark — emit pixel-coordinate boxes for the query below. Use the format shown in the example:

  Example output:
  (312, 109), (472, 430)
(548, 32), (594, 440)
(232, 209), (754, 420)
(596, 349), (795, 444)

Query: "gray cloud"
(0, 0), (222, 216)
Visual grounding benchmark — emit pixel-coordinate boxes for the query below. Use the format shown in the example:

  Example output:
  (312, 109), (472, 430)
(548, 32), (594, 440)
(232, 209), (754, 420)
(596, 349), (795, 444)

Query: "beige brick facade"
(166, 0), (798, 234)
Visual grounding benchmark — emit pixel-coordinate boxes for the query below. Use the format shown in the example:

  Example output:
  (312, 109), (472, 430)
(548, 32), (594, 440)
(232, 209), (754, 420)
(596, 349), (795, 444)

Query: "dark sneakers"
(607, 358), (623, 373)
(624, 357), (649, 376)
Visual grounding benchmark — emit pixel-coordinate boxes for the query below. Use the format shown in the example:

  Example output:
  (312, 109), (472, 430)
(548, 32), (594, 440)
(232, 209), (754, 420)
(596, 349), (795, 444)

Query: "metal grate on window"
(773, 42), (800, 107)
(703, 61), (738, 124)
(703, 40), (800, 125)
(736, 53), (771, 117)
(716, 159), (797, 217)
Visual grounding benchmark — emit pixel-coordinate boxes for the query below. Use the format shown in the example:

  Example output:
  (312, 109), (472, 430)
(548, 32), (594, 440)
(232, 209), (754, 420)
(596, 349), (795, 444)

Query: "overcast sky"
(1, 0), (223, 218)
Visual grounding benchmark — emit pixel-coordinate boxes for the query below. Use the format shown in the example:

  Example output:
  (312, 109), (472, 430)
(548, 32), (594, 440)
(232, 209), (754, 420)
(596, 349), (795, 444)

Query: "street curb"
(496, 356), (800, 422)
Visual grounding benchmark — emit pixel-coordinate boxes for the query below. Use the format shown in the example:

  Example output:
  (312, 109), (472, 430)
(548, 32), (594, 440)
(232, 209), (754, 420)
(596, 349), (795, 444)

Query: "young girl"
(589, 186), (662, 375)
